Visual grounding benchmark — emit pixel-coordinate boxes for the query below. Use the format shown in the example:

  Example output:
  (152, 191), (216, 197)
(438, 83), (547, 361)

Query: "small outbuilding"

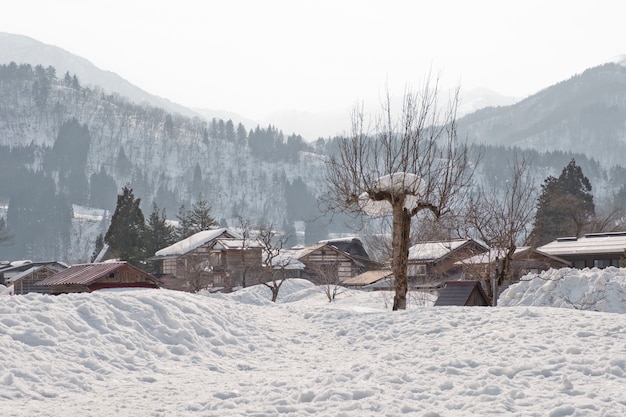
(434, 280), (490, 307)
(33, 262), (159, 294)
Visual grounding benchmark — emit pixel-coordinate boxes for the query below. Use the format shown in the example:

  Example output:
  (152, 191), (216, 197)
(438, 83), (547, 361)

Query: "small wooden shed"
(33, 262), (159, 294)
(434, 280), (490, 307)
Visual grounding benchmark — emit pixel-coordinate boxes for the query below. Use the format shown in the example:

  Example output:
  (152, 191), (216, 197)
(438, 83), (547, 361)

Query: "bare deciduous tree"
(462, 155), (536, 303)
(186, 258), (213, 293)
(308, 260), (345, 302)
(325, 77), (473, 310)
(258, 225), (293, 302)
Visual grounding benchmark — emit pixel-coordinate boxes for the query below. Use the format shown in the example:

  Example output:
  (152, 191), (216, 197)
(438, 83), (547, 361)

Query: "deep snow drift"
(1, 269), (626, 416)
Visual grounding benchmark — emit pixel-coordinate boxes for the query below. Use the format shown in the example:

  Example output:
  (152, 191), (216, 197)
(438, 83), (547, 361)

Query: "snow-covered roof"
(154, 228), (241, 257)
(213, 238), (262, 250)
(458, 247), (570, 266)
(538, 232), (626, 256)
(318, 236), (361, 244)
(7, 266), (43, 283)
(408, 239), (485, 262)
(269, 252), (306, 270)
(460, 247), (531, 265)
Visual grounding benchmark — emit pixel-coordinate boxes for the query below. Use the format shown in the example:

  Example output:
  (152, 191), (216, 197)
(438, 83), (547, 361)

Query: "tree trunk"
(392, 202), (412, 310)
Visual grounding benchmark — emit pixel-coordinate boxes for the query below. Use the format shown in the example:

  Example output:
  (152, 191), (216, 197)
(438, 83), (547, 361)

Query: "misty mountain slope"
(0, 32), (201, 119)
(0, 63), (329, 261)
(458, 63), (626, 167)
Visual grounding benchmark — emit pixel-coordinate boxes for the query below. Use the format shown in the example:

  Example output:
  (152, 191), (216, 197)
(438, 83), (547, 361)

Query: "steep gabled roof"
(538, 231), (626, 256)
(409, 239), (488, 263)
(434, 280), (489, 306)
(458, 247), (570, 266)
(343, 269), (392, 286)
(34, 262), (152, 286)
(153, 228), (241, 257)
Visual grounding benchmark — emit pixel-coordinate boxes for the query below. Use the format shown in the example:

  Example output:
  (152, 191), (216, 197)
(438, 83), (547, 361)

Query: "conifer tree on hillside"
(0, 217), (13, 246)
(104, 186), (146, 266)
(529, 159), (595, 247)
(175, 198), (218, 240)
(144, 202), (176, 262)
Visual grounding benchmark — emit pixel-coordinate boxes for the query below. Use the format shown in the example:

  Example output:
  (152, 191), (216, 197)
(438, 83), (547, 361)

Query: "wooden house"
(11, 265), (60, 295)
(148, 228), (264, 292)
(538, 231), (626, 269)
(458, 247), (570, 284)
(407, 239), (489, 286)
(280, 239), (381, 285)
(434, 281), (490, 307)
(208, 238), (263, 291)
(33, 262), (159, 294)
(0, 260), (67, 286)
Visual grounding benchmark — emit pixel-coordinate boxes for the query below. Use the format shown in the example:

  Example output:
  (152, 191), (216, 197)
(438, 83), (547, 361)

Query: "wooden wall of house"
(96, 266), (155, 285)
(14, 268), (56, 295)
(50, 284), (89, 294)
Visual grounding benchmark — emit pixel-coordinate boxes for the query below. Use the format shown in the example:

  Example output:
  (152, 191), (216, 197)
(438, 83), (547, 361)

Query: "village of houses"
(3, 226), (626, 307)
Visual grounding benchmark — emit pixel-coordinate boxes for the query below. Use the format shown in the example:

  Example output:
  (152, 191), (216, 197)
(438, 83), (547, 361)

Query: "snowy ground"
(1, 269), (626, 416)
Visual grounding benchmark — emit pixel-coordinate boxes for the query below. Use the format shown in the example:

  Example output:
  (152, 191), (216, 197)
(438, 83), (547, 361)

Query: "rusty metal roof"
(34, 262), (132, 286)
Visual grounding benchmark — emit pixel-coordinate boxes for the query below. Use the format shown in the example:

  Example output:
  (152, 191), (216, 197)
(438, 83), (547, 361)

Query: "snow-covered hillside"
(1, 270), (625, 416)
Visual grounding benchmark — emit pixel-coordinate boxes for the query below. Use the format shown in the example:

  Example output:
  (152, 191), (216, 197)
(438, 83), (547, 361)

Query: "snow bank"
(500, 267), (626, 313)
(1, 271), (626, 416)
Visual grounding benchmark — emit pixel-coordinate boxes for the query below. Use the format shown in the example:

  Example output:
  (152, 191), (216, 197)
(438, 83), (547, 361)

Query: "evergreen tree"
(91, 234), (104, 262)
(144, 202), (176, 261)
(187, 198), (218, 235)
(89, 167), (118, 212)
(104, 186), (146, 266)
(6, 170), (71, 260)
(175, 198), (218, 239)
(0, 217), (13, 246)
(529, 159), (595, 246)
(175, 203), (193, 240)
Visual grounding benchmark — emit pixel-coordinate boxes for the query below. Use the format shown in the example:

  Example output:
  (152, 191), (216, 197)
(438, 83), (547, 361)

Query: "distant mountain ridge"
(0, 32), (202, 119)
(457, 63), (626, 167)
(1, 32), (626, 262)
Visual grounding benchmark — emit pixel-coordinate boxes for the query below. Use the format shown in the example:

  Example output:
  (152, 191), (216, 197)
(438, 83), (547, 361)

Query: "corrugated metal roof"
(538, 232), (626, 256)
(34, 262), (129, 286)
(343, 269), (393, 285)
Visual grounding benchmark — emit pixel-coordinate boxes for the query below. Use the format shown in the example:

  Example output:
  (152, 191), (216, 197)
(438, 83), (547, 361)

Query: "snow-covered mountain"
(2, 32), (626, 262)
(0, 32), (201, 119)
(457, 62), (626, 167)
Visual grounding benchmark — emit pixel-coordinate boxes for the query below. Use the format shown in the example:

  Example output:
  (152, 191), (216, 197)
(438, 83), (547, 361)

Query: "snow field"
(0, 276), (625, 416)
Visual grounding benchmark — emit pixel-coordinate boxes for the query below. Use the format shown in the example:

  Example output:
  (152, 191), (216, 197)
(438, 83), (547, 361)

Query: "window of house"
(163, 259), (176, 274)
(407, 264), (426, 276)
(210, 252), (223, 266)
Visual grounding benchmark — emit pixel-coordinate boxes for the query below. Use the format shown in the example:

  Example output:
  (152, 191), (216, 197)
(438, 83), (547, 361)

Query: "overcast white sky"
(2, 0), (624, 120)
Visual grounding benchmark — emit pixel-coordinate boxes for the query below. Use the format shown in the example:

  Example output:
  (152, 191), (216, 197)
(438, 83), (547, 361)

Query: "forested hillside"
(2, 61), (626, 263)
(457, 63), (626, 167)
(0, 63), (336, 261)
